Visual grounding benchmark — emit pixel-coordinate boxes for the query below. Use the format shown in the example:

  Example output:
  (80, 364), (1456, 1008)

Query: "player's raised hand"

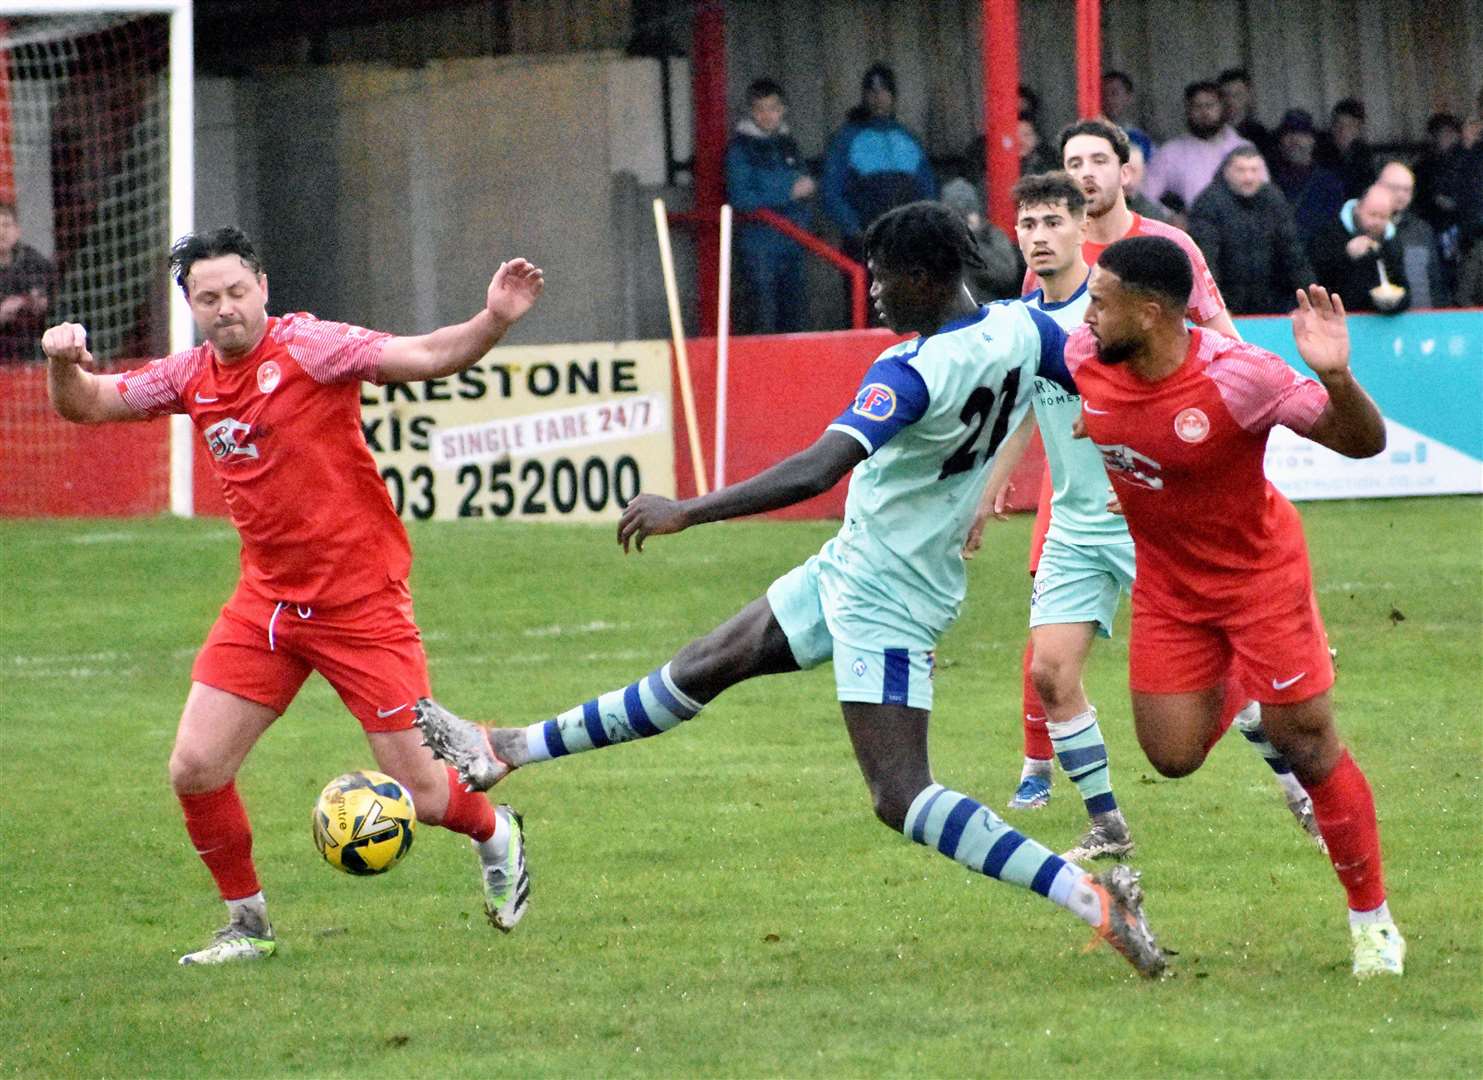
(486, 258), (545, 325)
(41, 322), (96, 370)
(1292, 285), (1351, 378)
(618, 493), (690, 553)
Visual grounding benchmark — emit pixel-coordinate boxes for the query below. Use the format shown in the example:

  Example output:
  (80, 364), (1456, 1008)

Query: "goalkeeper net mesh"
(0, 13), (174, 515)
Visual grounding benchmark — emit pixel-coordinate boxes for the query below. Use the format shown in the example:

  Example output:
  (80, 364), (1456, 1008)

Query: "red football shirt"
(1063, 326), (1329, 616)
(115, 313), (409, 606)
(1024, 213), (1226, 326)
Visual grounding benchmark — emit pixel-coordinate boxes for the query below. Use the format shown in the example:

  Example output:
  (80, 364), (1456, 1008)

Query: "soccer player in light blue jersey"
(981, 171), (1136, 862)
(416, 202), (1166, 977)
(968, 171), (1325, 861)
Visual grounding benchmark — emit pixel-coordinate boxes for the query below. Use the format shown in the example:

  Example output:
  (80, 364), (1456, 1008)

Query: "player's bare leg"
(170, 683), (278, 965)
(1258, 690), (1403, 976)
(1128, 686), (1227, 779)
(842, 701), (1166, 978)
(1138, 670), (1323, 848)
(1029, 621), (1132, 861)
(416, 596), (800, 789)
(369, 727), (529, 931)
(368, 727), (453, 821)
(1226, 694), (1327, 853)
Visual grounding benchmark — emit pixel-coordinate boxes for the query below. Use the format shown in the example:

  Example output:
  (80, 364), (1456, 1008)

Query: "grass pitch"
(2, 497), (1480, 1078)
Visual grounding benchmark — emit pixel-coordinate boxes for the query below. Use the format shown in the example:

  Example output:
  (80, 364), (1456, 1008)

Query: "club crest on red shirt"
(257, 360), (282, 394)
(1174, 407), (1210, 444)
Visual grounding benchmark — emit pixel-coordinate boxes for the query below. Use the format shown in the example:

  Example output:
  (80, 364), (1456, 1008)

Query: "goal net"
(2, 11), (172, 364)
(0, 5), (192, 516)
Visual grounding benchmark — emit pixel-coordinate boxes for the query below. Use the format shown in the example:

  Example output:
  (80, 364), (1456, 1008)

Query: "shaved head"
(1355, 184), (1395, 238)
(1376, 161), (1415, 213)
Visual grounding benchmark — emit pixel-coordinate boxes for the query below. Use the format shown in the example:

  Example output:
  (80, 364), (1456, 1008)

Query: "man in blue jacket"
(822, 64), (937, 265)
(725, 78), (816, 333)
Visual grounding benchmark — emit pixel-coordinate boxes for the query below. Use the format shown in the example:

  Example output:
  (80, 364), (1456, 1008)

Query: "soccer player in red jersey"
(1011, 119), (1237, 787)
(41, 227), (544, 965)
(1004, 120), (1304, 824)
(1066, 233), (1404, 977)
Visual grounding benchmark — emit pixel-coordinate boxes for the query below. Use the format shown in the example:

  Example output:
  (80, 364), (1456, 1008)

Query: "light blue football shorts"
(1028, 535), (1136, 638)
(766, 555), (936, 711)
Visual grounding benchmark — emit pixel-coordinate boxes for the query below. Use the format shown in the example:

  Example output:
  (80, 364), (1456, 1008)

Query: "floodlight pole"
(982, 0), (1020, 235)
(1076, 0), (1102, 119)
(690, 1), (726, 337)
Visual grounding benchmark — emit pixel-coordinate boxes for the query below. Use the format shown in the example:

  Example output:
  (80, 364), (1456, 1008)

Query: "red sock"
(439, 767), (497, 843)
(1307, 749), (1387, 912)
(1204, 669), (1248, 754)
(178, 782), (260, 901)
(1021, 636), (1052, 761)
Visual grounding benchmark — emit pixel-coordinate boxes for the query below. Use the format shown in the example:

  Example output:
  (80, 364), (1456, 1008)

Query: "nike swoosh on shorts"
(1271, 672), (1307, 690)
(376, 703), (409, 718)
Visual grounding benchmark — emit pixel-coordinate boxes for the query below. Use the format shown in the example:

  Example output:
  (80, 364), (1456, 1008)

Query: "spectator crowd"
(726, 64), (1483, 331)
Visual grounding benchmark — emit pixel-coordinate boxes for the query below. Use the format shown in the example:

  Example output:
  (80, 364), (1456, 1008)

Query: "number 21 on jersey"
(938, 369), (1022, 479)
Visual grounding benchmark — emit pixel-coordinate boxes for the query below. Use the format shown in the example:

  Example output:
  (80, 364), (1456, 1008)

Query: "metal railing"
(668, 208), (870, 331)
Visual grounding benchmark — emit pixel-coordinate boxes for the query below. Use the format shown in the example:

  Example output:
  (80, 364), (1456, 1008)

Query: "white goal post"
(0, 0), (194, 514)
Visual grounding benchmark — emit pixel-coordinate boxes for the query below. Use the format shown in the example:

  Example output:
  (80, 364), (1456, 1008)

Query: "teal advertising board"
(1236, 310), (1482, 500)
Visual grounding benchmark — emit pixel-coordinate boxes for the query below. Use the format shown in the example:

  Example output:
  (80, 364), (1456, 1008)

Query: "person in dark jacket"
(821, 64), (937, 261)
(1309, 184), (1410, 313)
(1271, 109), (1347, 251)
(725, 78), (817, 333)
(939, 177), (1023, 301)
(1188, 144), (1314, 314)
(0, 201), (55, 363)
(1317, 98), (1376, 199)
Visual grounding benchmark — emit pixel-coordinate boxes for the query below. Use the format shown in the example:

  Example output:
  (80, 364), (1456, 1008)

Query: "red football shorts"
(191, 579), (431, 732)
(1129, 583), (1335, 705)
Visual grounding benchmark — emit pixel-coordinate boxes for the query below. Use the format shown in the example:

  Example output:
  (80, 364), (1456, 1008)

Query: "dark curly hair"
(1058, 119), (1131, 165)
(1011, 171), (1087, 216)
(864, 200), (987, 282)
(169, 226), (263, 296)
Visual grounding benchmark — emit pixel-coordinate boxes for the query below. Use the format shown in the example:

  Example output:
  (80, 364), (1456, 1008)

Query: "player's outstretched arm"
(1292, 285), (1386, 458)
(43, 322), (139, 424)
(376, 258), (544, 383)
(617, 430), (866, 553)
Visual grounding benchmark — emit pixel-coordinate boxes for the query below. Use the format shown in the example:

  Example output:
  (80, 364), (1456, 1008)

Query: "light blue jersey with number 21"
(818, 301), (1072, 649)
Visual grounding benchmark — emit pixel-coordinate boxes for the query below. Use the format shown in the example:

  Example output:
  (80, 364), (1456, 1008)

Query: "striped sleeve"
(274, 312), (391, 385)
(113, 348), (201, 416)
(1207, 338), (1329, 435)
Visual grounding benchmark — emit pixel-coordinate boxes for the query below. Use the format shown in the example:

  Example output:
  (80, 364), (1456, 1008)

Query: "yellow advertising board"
(359, 340), (675, 521)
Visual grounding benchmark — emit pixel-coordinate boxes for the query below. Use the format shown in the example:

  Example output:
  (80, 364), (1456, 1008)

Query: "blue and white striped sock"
(523, 663), (703, 762)
(1234, 702), (1307, 802)
(903, 783), (1101, 925)
(1048, 707), (1117, 817)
